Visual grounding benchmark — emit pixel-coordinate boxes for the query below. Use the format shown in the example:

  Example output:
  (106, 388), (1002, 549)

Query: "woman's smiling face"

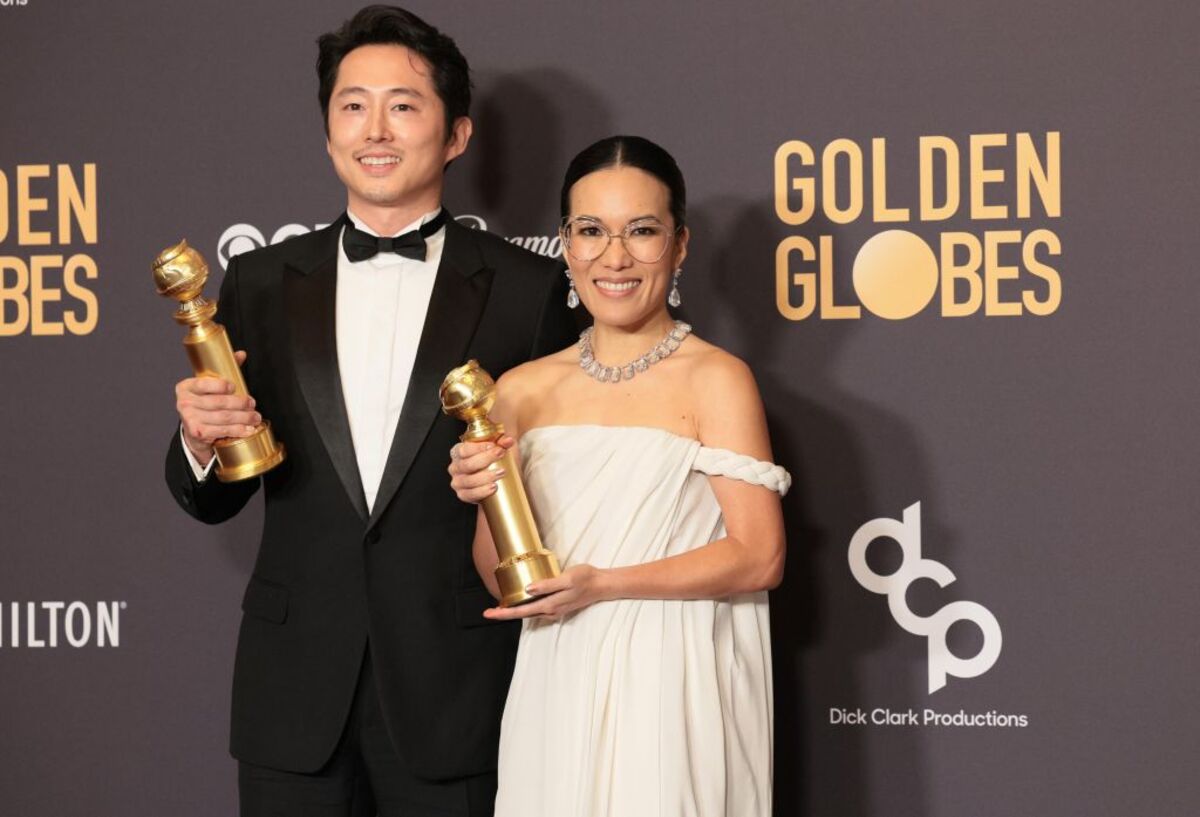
(562, 165), (688, 329)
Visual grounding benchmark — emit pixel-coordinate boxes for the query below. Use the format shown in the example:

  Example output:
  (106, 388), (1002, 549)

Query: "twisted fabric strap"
(693, 447), (792, 496)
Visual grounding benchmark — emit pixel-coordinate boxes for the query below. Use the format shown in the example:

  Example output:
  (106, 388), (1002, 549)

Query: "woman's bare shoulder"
(682, 334), (757, 391)
(683, 336), (770, 457)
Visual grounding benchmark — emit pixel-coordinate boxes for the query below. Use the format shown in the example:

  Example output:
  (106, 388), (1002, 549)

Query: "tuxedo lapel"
(285, 222), (370, 522)
(367, 219), (494, 530)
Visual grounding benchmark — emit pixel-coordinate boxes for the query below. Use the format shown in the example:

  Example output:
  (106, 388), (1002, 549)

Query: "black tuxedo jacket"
(165, 214), (576, 779)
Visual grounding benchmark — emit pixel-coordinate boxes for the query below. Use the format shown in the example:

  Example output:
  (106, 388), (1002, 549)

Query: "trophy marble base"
(496, 549), (562, 608)
(215, 421), (286, 482)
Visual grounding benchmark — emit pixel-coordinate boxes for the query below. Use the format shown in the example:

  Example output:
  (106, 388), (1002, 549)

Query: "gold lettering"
(0, 256), (31, 335)
(920, 136), (960, 221)
(0, 170), (8, 244)
(1016, 132), (1061, 219)
(822, 139), (864, 225)
(818, 235), (860, 319)
(31, 254), (65, 335)
(17, 165), (52, 245)
(984, 230), (1023, 316)
(872, 138), (910, 222)
(970, 134), (1008, 220)
(774, 141), (816, 225)
(64, 254), (100, 334)
(776, 236), (817, 320)
(57, 163), (98, 244)
(1022, 229), (1062, 315)
(939, 232), (983, 317)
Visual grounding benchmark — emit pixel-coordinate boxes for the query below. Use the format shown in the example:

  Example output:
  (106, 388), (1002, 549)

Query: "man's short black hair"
(317, 5), (472, 139)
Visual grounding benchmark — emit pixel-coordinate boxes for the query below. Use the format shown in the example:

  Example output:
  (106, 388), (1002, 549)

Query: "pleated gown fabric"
(494, 425), (788, 817)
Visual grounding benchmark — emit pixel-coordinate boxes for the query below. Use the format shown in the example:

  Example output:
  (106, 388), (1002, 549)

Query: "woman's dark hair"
(317, 5), (471, 139)
(560, 135), (687, 228)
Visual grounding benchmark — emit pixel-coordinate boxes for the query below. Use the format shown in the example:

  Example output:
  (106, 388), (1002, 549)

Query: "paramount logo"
(0, 601), (125, 648)
(506, 233), (562, 257)
(447, 214), (561, 256)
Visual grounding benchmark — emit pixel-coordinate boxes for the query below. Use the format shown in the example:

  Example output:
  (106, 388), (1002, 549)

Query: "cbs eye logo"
(849, 502), (1002, 693)
(216, 223), (317, 269)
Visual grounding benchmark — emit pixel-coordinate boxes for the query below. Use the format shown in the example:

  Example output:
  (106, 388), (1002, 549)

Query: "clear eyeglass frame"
(560, 216), (683, 264)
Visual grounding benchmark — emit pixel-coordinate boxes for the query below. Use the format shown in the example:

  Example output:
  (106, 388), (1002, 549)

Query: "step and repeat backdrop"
(1, 1), (1196, 815)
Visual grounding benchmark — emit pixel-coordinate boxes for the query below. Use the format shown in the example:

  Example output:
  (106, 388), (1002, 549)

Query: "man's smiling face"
(325, 44), (469, 223)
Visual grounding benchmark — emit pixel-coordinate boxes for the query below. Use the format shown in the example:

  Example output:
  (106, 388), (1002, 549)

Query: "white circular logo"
(216, 223), (325, 269)
(455, 213), (488, 231)
(217, 223), (266, 269)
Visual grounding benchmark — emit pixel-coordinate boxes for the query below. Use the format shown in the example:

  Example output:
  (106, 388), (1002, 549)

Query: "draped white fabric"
(495, 425), (788, 817)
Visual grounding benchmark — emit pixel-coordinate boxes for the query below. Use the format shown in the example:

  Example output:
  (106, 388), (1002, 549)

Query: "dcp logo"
(848, 502), (1002, 693)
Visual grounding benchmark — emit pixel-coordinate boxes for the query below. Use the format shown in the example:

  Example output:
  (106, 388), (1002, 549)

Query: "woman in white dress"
(448, 135), (789, 817)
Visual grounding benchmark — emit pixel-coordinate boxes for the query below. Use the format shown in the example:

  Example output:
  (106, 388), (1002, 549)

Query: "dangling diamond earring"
(668, 268), (682, 307)
(565, 269), (580, 309)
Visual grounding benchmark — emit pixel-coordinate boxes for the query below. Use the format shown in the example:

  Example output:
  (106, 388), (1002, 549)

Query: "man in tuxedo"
(165, 6), (575, 815)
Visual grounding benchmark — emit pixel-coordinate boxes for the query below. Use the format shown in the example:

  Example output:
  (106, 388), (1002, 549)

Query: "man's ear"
(444, 116), (473, 163)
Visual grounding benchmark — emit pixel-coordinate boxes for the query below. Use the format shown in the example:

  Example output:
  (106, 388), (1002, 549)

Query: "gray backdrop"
(1, 1), (1197, 815)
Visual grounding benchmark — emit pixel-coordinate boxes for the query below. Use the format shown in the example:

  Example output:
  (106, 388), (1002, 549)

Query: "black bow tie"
(342, 209), (447, 262)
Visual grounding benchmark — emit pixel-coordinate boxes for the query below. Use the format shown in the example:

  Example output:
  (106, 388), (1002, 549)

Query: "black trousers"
(238, 649), (497, 817)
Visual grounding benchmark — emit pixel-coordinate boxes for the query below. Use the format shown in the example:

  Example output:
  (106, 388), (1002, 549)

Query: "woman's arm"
(485, 352), (786, 621)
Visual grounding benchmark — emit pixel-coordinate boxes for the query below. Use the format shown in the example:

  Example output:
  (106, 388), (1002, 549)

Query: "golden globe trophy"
(153, 239), (285, 482)
(440, 360), (560, 607)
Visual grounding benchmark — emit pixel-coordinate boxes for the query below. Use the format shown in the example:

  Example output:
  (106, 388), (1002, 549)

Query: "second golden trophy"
(153, 239), (285, 482)
(440, 361), (560, 607)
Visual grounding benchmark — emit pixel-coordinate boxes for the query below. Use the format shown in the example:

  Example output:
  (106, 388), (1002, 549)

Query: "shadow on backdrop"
(684, 196), (950, 817)
(450, 69), (615, 234)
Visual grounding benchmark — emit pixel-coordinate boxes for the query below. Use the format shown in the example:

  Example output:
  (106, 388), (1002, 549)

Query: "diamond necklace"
(578, 320), (693, 383)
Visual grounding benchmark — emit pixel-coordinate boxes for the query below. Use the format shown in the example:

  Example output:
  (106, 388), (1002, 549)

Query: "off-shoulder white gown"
(493, 425), (791, 817)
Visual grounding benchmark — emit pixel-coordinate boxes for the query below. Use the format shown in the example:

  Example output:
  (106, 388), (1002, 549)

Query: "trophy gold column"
(440, 361), (560, 607)
(153, 239), (285, 482)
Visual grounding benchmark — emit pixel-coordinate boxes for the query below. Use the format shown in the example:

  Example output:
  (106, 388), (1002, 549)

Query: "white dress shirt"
(183, 208), (445, 514)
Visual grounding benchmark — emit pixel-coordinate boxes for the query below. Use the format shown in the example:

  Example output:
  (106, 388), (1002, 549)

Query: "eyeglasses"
(561, 216), (681, 264)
